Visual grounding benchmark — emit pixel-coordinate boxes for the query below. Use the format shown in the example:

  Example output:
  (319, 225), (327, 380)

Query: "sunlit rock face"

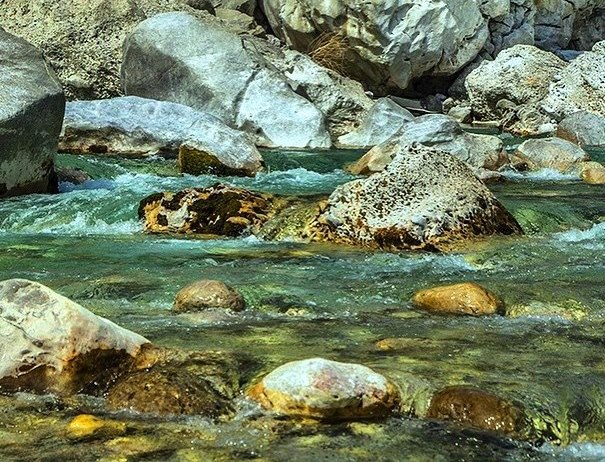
(309, 143), (522, 251)
(0, 28), (64, 198)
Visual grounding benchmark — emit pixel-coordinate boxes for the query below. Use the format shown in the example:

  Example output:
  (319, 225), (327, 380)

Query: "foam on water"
(555, 222), (605, 242)
(502, 168), (579, 181)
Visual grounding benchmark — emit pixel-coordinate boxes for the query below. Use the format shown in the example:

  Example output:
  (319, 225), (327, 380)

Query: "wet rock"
(581, 162), (605, 185)
(0, 0), (214, 100)
(337, 98), (415, 149)
(427, 386), (526, 436)
(0, 279), (149, 395)
(412, 282), (504, 317)
(248, 358), (399, 421)
(67, 414), (126, 439)
(261, 0), (488, 94)
(0, 28), (64, 198)
(466, 45), (566, 121)
(122, 12), (331, 148)
(541, 41), (605, 120)
(557, 111), (605, 148)
(107, 345), (239, 416)
(56, 167), (91, 186)
(474, 168), (505, 185)
(138, 184), (276, 236)
(348, 115), (507, 173)
(60, 97), (263, 176)
(506, 300), (588, 321)
(173, 280), (245, 313)
(512, 138), (590, 173)
(313, 143), (522, 251)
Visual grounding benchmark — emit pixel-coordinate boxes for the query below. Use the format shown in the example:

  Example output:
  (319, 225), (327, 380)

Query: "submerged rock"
(512, 137), (590, 173)
(337, 98), (415, 149)
(0, 279), (149, 395)
(67, 414), (127, 439)
(541, 41), (605, 120)
(248, 358), (399, 421)
(138, 184), (276, 236)
(0, 28), (64, 198)
(427, 386), (526, 436)
(557, 111), (605, 148)
(312, 143), (522, 251)
(173, 280), (246, 313)
(412, 282), (503, 317)
(122, 12), (331, 148)
(347, 115), (507, 173)
(107, 345), (239, 416)
(60, 97), (263, 176)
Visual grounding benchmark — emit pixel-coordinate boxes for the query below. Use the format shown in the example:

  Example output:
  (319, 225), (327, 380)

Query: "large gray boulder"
(59, 97), (264, 176)
(122, 12), (331, 148)
(261, 0), (488, 94)
(557, 111), (605, 148)
(0, 279), (149, 395)
(337, 98), (415, 149)
(310, 143), (522, 251)
(466, 45), (566, 120)
(512, 137), (590, 173)
(348, 115), (507, 173)
(541, 41), (605, 120)
(0, 0), (214, 100)
(0, 28), (65, 198)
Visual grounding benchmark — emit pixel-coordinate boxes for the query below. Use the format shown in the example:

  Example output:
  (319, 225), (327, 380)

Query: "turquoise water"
(0, 151), (605, 461)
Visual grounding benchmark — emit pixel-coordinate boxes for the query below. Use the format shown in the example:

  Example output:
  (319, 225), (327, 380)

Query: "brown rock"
(138, 184), (276, 236)
(581, 161), (605, 185)
(248, 357), (399, 421)
(173, 280), (245, 313)
(427, 386), (525, 436)
(412, 282), (503, 316)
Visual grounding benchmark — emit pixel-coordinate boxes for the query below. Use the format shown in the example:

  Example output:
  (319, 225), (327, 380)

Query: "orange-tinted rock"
(412, 282), (503, 316)
(248, 357), (399, 421)
(427, 386), (525, 436)
(581, 161), (605, 185)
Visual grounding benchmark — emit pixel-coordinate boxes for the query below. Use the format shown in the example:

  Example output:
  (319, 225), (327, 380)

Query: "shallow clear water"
(0, 150), (604, 461)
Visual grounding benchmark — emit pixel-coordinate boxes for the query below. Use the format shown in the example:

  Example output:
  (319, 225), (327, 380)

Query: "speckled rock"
(138, 184), (276, 236)
(0, 279), (149, 395)
(557, 111), (605, 148)
(347, 115), (507, 174)
(466, 45), (566, 120)
(311, 143), (522, 251)
(60, 97), (263, 176)
(412, 282), (503, 316)
(173, 280), (245, 313)
(581, 162), (605, 185)
(122, 12), (331, 148)
(512, 137), (590, 173)
(248, 358), (399, 421)
(0, 28), (64, 198)
(107, 344), (239, 416)
(338, 98), (415, 149)
(0, 0), (214, 100)
(427, 386), (526, 436)
(541, 41), (605, 120)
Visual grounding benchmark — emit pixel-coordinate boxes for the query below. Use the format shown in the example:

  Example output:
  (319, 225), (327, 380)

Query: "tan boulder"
(581, 161), (605, 185)
(248, 358), (399, 421)
(173, 280), (245, 313)
(412, 282), (503, 316)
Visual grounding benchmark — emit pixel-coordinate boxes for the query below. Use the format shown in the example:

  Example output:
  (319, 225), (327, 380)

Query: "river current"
(0, 148), (604, 461)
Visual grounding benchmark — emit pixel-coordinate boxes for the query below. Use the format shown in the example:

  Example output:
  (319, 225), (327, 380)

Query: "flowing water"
(0, 148), (605, 461)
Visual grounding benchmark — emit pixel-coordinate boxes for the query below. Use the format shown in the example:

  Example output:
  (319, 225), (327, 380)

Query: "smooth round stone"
(412, 282), (503, 316)
(248, 357), (399, 421)
(173, 279), (245, 313)
(581, 161), (605, 185)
